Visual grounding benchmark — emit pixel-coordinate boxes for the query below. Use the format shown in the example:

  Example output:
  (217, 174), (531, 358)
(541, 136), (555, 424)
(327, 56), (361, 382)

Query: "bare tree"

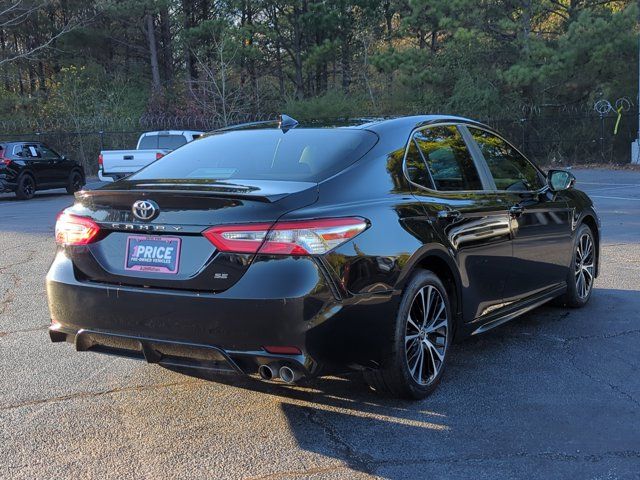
(0, 0), (86, 66)
(188, 36), (247, 126)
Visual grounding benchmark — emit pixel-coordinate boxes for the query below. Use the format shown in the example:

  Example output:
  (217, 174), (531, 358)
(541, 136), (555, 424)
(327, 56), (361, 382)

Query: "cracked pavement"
(1, 170), (639, 479)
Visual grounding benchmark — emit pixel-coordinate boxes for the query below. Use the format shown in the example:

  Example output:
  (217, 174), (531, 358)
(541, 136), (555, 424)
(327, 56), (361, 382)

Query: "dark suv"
(0, 142), (85, 199)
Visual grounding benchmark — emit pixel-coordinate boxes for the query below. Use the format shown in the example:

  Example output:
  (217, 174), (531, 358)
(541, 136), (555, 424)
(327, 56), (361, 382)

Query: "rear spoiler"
(76, 180), (317, 204)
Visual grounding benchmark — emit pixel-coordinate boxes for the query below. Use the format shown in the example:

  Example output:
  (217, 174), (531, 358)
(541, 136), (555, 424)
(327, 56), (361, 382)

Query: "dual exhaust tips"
(258, 363), (302, 384)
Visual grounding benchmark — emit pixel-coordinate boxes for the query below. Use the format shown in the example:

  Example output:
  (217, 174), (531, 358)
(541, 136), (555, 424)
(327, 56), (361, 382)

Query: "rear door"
(16, 143), (50, 185)
(465, 126), (573, 301)
(38, 144), (70, 185)
(406, 124), (512, 322)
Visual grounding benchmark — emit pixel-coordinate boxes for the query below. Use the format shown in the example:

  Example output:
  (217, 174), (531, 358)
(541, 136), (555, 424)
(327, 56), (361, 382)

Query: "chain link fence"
(0, 108), (637, 175)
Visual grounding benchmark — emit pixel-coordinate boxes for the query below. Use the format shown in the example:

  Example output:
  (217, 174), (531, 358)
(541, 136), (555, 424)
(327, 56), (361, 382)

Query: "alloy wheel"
(575, 232), (595, 299)
(22, 178), (34, 197)
(404, 285), (448, 386)
(73, 174), (82, 191)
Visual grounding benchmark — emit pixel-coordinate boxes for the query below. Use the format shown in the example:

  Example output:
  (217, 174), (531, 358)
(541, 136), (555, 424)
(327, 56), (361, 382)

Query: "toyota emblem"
(132, 200), (159, 221)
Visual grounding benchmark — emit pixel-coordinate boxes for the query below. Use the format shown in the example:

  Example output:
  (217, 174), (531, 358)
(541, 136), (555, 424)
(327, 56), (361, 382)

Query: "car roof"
(215, 115), (494, 135)
(140, 130), (204, 136)
(350, 115), (494, 133)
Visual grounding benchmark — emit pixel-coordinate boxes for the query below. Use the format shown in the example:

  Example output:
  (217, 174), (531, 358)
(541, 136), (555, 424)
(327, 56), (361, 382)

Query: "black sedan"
(47, 115), (600, 399)
(0, 141), (85, 199)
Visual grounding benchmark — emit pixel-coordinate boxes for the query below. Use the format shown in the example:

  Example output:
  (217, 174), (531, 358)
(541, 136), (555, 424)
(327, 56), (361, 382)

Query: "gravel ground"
(0, 169), (638, 479)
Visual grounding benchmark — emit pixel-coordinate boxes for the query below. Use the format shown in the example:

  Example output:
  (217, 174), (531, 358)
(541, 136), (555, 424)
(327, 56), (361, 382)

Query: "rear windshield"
(129, 128), (378, 182)
(138, 134), (187, 150)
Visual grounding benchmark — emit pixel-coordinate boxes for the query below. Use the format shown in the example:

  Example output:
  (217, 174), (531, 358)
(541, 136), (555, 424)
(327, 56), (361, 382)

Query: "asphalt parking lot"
(1, 168), (639, 479)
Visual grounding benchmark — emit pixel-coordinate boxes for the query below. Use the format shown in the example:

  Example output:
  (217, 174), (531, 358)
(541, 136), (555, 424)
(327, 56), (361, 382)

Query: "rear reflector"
(55, 213), (101, 246)
(263, 346), (302, 355)
(203, 217), (368, 255)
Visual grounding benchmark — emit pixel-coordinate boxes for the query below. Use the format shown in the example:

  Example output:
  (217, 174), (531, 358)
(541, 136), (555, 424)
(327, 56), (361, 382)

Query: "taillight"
(55, 213), (101, 246)
(203, 217), (368, 255)
(98, 153), (103, 170)
(0, 150), (10, 165)
(156, 152), (165, 160)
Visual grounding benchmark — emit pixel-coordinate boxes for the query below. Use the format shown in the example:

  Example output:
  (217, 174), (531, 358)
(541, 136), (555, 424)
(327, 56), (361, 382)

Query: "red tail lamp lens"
(55, 213), (101, 246)
(203, 217), (368, 255)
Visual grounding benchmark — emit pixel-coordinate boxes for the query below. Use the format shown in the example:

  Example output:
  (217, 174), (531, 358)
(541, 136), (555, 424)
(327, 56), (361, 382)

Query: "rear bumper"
(46, 251), (400, 375)
(49, 326), (310, 376)
(98, 171), (130, 182)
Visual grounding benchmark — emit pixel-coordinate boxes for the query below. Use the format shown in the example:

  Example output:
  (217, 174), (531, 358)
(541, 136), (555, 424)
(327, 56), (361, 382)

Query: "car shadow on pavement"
(161, 288), (639, 478)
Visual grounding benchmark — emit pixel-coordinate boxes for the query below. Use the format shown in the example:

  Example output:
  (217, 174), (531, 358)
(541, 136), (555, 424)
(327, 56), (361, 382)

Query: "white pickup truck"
(98, 130), (203, 182)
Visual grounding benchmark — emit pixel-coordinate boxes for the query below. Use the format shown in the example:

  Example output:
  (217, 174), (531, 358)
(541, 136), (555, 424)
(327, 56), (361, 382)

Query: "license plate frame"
(124, 235), (181, 274)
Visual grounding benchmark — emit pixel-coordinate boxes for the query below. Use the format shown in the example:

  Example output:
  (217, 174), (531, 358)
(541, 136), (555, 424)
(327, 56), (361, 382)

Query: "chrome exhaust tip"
(279, 365), (302, 384)
(258, 364), (277, 381)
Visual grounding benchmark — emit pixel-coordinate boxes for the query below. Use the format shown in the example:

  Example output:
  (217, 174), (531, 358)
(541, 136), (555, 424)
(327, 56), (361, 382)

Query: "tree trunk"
(292, 4), (304, 100)
(182, 0), (198, 82)
(383, 0), (394, 91)
(341, 37), (351, 93)
(160, 6), (173, 86)
(144, 13), (162, 92)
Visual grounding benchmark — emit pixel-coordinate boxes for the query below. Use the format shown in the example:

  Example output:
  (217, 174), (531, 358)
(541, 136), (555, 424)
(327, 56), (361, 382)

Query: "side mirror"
(547, 169), (575, 192)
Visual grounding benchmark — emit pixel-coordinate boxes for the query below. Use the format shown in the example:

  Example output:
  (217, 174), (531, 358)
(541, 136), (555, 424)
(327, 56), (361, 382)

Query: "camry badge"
(132, 200), (159, 221)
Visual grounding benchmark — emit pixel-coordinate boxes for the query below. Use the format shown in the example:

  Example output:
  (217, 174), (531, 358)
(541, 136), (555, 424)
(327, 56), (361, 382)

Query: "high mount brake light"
(156, 152), (165, 160)
(55, 213), (101, 246)
(203, 217), (368, 256)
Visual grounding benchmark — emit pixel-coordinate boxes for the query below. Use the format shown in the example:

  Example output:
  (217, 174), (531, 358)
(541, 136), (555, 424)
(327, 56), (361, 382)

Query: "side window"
(38, 144), (60, 159)
(404, 138), (433, 188)
(138, 135), (158, 149)
(18, 145), (40, 158)
(469, 128), (544, 191)
(413, 126), (482, 191)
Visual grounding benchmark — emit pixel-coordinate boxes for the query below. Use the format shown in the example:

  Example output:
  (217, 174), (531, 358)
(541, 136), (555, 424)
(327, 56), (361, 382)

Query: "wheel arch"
(18, 168), (36, 184)
(397, 245), (463, 335)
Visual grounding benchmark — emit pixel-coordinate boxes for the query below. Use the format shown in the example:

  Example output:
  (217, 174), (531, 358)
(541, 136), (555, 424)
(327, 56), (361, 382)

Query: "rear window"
(129, 129), (378, 183)
(158, 135), (187, 150)
(138, 135), (158, 149)
(139, 134), (188, 150)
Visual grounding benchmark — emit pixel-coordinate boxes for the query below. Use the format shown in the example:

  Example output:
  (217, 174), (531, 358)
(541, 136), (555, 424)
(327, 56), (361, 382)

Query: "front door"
(406, 125), (512, 322)
(465, 127), (574, 302)
(16, 143), (50, 185)
(38, 144), (70, 185)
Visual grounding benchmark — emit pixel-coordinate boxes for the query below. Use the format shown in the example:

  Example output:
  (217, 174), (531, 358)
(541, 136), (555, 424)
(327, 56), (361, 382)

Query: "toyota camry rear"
(48, 115), (599, 399)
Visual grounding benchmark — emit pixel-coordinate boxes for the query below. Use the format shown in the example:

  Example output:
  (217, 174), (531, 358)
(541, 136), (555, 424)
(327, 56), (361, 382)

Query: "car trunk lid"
(66, 179), (318, 292)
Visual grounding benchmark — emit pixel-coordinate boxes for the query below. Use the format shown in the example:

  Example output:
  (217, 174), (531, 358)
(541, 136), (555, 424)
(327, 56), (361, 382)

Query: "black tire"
(557, 224), (596, 308)
(363, 270), (453, 400)
(66, 170), (84, 195)
(15, 174), (35, 200)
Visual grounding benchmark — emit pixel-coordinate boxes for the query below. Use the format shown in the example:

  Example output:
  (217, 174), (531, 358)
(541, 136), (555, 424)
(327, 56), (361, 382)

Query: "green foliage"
(0, 0), (637, 163)
(284, 91), (370, 121)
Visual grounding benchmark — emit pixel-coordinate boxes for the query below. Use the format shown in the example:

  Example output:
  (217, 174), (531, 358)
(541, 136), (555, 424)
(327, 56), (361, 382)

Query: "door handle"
(438, 209), (462, 220)
(509, 204), (524, 218)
